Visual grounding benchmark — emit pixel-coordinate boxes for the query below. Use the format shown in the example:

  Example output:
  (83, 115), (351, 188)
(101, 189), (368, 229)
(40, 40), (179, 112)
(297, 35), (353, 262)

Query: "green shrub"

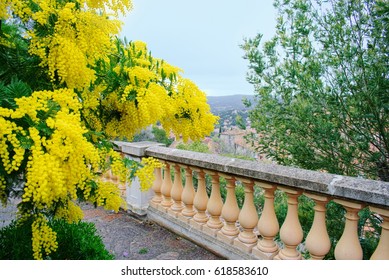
(0, 220), (34, 259)
(0, 219), (113, 260)
(176, 141), (210, 153)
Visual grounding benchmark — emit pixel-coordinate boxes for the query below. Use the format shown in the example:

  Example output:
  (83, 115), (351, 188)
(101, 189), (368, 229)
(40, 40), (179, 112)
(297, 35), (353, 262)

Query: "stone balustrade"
(113, 141), (389, 260)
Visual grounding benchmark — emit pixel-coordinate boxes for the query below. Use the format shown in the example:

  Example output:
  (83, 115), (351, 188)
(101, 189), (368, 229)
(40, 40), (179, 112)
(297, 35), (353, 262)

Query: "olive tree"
(242, 0), (388, 181)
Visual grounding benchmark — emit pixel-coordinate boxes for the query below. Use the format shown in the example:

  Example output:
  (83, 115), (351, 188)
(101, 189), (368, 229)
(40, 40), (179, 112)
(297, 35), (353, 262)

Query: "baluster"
(118, 181), (127, 198)
(203, 171), (223, 237)
(370, 207), (389, 260)
(160, 161), (173, 211)
(217, 174), (240, 244)
(179, 165), (196, 223)
(168, 163), (184, 217)
(108, 169), (115, 182)
(106, 168), (125, 198)
(275, 187), (303, 260)
(333, 199), (364, 260)
(113, 174), (120, 184)
(304, 193), (331, 260)
(150, 166), (163, 208)
(189, 168), (209, 230)
(252, 182), (279, 259)
(102, 170), (111, 180)
(234, 178), (258, 253)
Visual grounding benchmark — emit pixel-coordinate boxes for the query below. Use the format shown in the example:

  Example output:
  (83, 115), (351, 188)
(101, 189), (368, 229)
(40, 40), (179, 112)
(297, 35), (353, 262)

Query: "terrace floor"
(0, 199), (222, 260)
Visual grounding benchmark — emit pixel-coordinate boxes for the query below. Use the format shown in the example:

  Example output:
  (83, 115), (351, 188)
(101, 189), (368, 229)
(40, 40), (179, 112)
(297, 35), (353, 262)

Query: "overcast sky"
(120, 0), (276, 96)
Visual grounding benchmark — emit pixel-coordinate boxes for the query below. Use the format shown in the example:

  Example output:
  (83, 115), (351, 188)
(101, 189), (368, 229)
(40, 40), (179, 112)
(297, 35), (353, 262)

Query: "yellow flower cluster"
(31, 0), (55, 25)
(0, 85), (130, 258)
(31, 215), (58, 260)
(92, 179), (125, 212)
(135, 157), (164, 191)
(7, 0), (32, 21)
(1, 85), (127, 215)
(12, 89), (100, 209)
(85, 40), (218, 142)
(9, 0), (128, 89)
(55, 200), (84, 223)
(101, 86), (167, 139)
(161, 78), (218, 142)
(108, 150), (129, 183)
(128, 66), (157, 87)
(46, 35), (96, 89)
(85, 0), (133, 16)
(0, 116), (25, 174)
(0, 0), (10, 19)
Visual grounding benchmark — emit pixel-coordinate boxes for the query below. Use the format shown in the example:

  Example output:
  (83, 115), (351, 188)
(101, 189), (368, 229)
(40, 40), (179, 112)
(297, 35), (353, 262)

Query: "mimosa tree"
(0, 0), (217, 259)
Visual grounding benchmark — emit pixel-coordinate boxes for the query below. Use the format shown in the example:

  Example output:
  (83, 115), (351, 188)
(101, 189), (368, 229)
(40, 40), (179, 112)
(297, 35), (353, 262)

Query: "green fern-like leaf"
(0, 79), (32, 109)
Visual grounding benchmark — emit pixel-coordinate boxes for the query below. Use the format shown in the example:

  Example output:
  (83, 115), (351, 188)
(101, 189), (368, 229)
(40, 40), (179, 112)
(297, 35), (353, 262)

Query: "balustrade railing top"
(144, 145), (389, 209)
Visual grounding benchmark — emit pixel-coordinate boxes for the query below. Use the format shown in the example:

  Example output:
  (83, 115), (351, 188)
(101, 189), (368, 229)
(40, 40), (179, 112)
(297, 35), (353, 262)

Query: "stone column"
(204, 171), (223, 237)
(190, 168), (209, 230)
(304, 193), (331, 260)
(101, 169), (126, 201)
(234, 178), (259, 253)
(217, 174), (240, 244)
(253, 182), (279, 259)
(149, 167), (163, 208)
(370, 207), (389, 260)
(333, 199), (364, 260)
(275, 187), (303, 260)
(113, 141), (164, 216)
(168, 163), (184, 217)
(160, 161), (173, 211)
(179, 165), (196, 223)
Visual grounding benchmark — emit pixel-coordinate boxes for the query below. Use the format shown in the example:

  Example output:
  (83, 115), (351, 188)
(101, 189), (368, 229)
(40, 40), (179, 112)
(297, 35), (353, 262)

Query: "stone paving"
(0, 199), (223, 260)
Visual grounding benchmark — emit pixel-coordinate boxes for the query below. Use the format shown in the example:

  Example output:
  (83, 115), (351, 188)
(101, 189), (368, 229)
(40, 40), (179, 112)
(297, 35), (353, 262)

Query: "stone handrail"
(114, 141), (389, 260)
(145, 146), (389, 208)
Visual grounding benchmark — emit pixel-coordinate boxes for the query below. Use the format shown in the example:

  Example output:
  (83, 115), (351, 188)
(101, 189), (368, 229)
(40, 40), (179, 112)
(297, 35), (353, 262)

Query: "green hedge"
(0, 218), (114, 260)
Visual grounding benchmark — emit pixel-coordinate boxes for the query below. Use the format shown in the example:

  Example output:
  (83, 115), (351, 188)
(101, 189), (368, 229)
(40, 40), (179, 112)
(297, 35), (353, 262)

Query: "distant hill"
(207, 94), (255, 113)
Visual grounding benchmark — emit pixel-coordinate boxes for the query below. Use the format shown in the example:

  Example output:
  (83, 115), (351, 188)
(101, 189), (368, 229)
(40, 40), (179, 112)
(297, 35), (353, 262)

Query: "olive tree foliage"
(241, 0), (389, 181)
